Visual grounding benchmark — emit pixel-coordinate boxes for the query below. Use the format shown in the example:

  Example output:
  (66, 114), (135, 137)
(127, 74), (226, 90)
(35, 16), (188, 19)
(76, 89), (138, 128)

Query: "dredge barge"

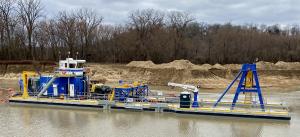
(9, 58), (291, 120)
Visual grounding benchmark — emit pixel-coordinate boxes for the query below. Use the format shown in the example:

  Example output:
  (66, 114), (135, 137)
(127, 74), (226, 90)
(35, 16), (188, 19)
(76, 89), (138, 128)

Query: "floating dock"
(9, 97), (291, 120)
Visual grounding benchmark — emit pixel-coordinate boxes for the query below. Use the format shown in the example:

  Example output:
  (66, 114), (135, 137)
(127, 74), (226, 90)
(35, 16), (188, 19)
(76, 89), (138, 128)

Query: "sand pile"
(0, 90), (8, 103)
(3, 73), (19, 79)
(2, 60), (300, 90)
(211, 64), (226, 70)
(192, 64), (212, 70)
(223, 64), (241, 70)
(127, 60), (198, 70)
(0, 89), (15, 103)
(275, 61), (300, 70)
(88, 64), (124, 82)
(156, 60), (196, 69)
(275, 61), (289, 67)
(126, 61), (155, 68)
(256, 61), (277, 69)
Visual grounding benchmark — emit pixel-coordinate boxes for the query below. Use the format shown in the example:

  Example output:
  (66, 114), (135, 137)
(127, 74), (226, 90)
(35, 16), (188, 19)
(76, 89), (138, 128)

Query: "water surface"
(1, 91), (300, 137)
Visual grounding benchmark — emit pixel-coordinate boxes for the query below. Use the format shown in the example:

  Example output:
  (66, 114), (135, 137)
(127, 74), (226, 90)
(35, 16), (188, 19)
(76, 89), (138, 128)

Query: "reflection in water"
(0, 100), (297, 137)
(21, 107), (31, 126)
(112, 111), (141, 130)
(1, 80), (299, 136)
(178, 118), (190, 133)
(230, 121), (263, 137)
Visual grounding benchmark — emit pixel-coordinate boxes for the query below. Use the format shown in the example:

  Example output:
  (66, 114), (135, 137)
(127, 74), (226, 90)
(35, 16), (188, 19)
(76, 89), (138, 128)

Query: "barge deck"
(9, 97), (291, 120)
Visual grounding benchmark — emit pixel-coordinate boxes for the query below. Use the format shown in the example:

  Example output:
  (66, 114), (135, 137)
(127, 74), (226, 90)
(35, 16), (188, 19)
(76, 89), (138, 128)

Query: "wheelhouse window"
(69, 63), (76, 68)
(77, 63), (84, 68)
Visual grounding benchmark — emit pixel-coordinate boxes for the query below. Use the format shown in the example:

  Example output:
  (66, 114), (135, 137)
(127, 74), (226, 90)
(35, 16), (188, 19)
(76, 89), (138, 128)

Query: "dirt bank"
(126, 60), (300, 88)
(0, 63), (55, 79)
(0, 88), (15, 103)
(90, 60), (300, 91)
(1, 60), (300, 91)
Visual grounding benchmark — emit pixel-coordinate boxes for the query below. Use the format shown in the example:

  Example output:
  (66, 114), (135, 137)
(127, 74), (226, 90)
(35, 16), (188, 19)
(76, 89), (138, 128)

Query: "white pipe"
(167, 82), (199, 93)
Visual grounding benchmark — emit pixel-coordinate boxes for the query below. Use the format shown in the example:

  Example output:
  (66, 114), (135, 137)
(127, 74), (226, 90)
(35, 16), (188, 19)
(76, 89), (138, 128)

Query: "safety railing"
(175, 100), (289, 115)
(17, 91), (289, 115)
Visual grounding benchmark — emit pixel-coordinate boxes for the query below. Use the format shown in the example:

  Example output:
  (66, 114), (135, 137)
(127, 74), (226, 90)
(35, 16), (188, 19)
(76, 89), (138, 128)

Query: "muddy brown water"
(0, 80), (300, 137)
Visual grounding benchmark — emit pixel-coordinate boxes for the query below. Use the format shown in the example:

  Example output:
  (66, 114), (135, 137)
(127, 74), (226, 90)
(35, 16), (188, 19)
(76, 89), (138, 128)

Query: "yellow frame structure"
(22, 71), (38, 99)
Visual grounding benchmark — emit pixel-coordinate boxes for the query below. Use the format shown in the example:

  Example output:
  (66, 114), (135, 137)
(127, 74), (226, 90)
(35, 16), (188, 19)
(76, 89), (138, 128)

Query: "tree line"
(1, 0), (300, 64)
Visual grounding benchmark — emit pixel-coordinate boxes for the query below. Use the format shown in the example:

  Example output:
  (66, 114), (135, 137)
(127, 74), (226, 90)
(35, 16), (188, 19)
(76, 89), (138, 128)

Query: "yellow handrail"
(109, 90), (115, 101)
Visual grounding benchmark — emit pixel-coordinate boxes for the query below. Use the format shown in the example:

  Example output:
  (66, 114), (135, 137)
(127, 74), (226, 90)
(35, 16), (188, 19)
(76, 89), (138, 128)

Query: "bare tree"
(0, 0), (17, 59)
(48, 20), (61, 60)
(129, 9), (164, 60)
(56, 11), (77, 57)
(0, 8), (4, 45)
(17, 0), (43, 59)
(167, 11), (194, 59)
(76, 8), (102, 59)
(1, 5), (300, 64)
(0, 0), (15, 43)
(35, 20), (50, 60)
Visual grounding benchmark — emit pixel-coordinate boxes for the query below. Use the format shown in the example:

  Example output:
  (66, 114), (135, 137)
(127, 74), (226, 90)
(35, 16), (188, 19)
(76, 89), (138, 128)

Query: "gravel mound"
(156, 60), (196, 69)
(275, 61), (300, 70)
(126, 61), (155, 68)
(256, 61), (277, 69)
(211, 64), (226, 70)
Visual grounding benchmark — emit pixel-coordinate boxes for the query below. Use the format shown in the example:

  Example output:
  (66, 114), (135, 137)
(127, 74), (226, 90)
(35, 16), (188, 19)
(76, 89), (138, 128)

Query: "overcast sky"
(41, 0), (300, 25)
